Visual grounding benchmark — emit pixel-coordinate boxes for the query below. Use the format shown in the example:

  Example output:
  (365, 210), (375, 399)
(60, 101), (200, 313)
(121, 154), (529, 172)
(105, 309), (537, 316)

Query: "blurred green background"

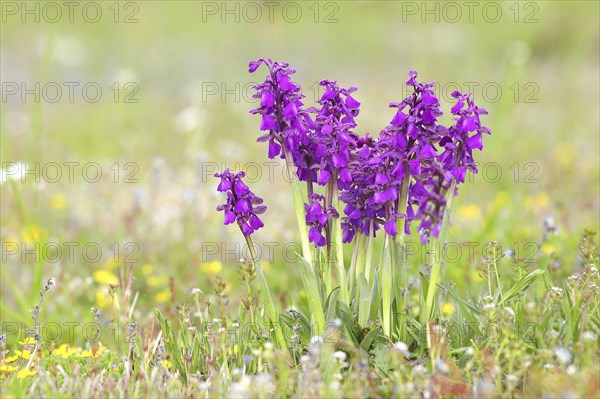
(1, 1), (599, 342)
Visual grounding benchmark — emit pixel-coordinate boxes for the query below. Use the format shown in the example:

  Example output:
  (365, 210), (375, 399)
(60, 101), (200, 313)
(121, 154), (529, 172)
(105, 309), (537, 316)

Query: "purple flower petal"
(317, 169), (331, 185)
(467, 132), (483, 150)
(249, 214), (264, 230)
(390, 110), (407, 126)
(345, 95), (361, 108)
(248, 59), (263, 73)
(260, 114), (276, 131)
(261, 90), (275, 107)
(384, 219), (398, 236)
(224, 210), (236, 225)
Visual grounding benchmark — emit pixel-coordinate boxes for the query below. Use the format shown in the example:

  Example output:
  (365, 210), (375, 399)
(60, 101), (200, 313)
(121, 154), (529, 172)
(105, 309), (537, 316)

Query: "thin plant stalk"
(492, 244), (503, 301)
(354, 234), (367, 290)
(380, 233), (394, 337)
(394, 171), (410, 339)
(244, 235), (287, 350)
(424, 179), (456, 321)
(284, 151), (313, 267)
(364, 231), (374, 284)
(331, 179), (349, 304)
(347, 235), (359, 295)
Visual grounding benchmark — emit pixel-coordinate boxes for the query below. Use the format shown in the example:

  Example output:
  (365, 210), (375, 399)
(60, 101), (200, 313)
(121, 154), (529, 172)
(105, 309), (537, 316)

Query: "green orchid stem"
(349, 233), (366, 299)
(347, 236), (359, 295)
(395, 171), (410, 339)
(381, 233), (394, 337)
(395, 233), (407, 341)
(284, 151), (313, 267)
(355, 234), (367, 291)
(332, 179), (349, 304)
(364, 231), (374, 284)
(424, 179), (456, 322)
(244, 234), (287, 350)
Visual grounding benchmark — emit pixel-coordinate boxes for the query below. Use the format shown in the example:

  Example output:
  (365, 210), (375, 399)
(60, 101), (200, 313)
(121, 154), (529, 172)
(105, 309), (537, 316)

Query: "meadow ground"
(1, 1), (599, 398)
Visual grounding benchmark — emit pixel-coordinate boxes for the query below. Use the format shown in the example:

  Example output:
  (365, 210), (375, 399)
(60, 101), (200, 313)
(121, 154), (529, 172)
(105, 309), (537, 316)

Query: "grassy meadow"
(1, 1), (599, 397)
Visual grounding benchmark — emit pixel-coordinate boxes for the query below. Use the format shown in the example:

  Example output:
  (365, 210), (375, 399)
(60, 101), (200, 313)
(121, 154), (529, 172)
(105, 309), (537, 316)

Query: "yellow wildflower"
(21, 225), (46, 245)
(95, 289), (113, 309)
(200, 260), (223, 274)
(222, 282), (232, 295)
(227, 344), (239, 356)
(52, 344), (79, 358)
(147, 275), (167, 287)
(160, 359), (172, 369)
(457, 204), (482, 220)
(142, 263), (153, 275)
(553, 142), (575, 166)
(50, 193), (67, 210)
(4, 354), (19, 363)
(105, 258), (120, 270)
(442, 303), (455, 315)
(18, 337), (36, 345)
(93, 270), (119, 285)
(17, 369), (37, 379)
(80, 343), (106, 358)
(524, 192), (549, 211)
(155, 288), (171, 303)
(541, 243), (554, 255)
(15, 350), (33, 359)
(0, 365), (17, 373)
(473, 270), (485, 282)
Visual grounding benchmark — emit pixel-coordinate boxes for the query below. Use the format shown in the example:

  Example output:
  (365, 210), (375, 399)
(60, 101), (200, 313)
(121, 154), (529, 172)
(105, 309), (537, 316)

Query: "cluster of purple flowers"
(231, 59), (490, 245)
(249, 58), (314, 168)
(215, 169), (266, 236)
(309, 80), (361, 188)
(304, 194), (339, 247)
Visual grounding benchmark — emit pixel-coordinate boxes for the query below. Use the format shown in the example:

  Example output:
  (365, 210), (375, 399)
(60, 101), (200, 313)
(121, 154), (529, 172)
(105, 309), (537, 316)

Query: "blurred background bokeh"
(1, 1), (598, 342)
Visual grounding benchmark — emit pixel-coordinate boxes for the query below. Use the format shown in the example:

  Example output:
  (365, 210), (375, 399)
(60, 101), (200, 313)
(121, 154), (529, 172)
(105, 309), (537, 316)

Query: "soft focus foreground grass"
(0, 1), (599, 397)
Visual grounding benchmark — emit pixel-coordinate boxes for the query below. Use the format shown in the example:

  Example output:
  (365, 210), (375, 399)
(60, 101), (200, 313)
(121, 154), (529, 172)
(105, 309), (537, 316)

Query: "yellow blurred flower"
(15, 350), (33, 359)
(142, 263), (153, 275)
(457, 204), (482, 220)
(0, 365), (17, 373)
(52, 344), (79, 358)
(147, 275), (168, 287)
(21, 225), (46, 245)
(50, 193), (67, 210)
(155, 288), (171, 303)
(541, 243), (555, 255)
(17, 369), (37, 379)
(105, 259), (120, 270)
(222, 282), (232, 295)
(18, 337), (35, 345)
(227, 344), (239, 356)
(200, 260), (223, 274)
(4, 354), (19, 363)
(93, 270), (119, 285)
(473, 270), (485, 282)
(554, 142), (575, 166)
(525, 192), (549, 211)
(160, 359), (172, 369)
(95, 289), (113, 309)
(442, 303), (455, 315)
(80, 343), (106, 358)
